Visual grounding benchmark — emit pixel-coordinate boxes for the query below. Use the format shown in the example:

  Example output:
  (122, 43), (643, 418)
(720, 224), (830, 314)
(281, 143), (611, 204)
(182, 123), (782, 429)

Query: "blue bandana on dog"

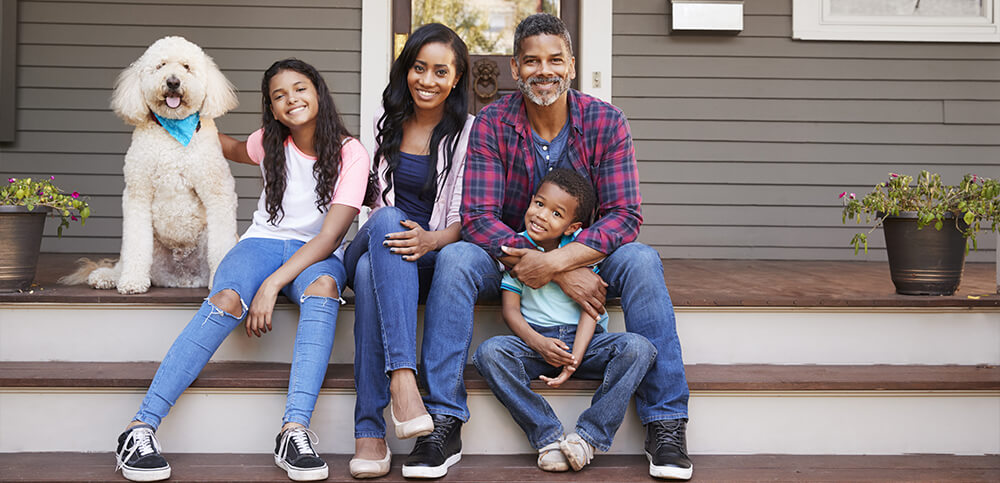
(153, 112), (201, 146)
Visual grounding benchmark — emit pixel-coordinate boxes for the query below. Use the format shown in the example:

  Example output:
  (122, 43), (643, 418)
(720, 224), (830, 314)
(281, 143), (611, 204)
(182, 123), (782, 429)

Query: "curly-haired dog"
(64, 36), (239, 294)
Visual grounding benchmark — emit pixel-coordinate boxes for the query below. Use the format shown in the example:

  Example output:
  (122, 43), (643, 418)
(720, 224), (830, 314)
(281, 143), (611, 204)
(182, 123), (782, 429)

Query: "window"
(793, 0), (1000, 42)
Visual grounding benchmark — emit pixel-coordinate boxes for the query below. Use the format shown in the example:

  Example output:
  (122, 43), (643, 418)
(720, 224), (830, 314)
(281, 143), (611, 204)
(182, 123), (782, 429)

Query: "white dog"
(66, 37), (239, 294)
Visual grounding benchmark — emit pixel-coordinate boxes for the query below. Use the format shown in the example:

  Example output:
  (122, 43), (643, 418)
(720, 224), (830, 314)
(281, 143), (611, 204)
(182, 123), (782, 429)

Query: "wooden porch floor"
(1, 253), (997, 307)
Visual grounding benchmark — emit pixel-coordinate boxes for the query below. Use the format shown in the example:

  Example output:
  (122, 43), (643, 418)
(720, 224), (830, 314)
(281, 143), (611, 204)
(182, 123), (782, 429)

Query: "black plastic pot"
(0, 206), (49, 292)
(882, 211), (967, 296)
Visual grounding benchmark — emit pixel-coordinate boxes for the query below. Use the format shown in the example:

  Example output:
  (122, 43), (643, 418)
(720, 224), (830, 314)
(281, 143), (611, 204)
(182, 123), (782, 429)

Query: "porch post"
(359, 0), (392, 226)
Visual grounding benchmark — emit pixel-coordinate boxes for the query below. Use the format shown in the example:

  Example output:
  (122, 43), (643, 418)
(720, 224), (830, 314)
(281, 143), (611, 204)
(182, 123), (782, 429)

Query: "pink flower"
(839, 191), (847, 199)
(889, 173), (899, 178)
(49, 176), (55, 180)
(70, 215), (78, 221)
(6, 178), (13, 183)
(71, 192), (79, 198)
(850, 193), (856, 199)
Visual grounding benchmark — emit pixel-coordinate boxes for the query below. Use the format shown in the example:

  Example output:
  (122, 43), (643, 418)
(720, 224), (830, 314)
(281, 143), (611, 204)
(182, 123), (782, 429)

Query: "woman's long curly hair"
(260, 58), (352, 225)
(374, 23), (470, 206)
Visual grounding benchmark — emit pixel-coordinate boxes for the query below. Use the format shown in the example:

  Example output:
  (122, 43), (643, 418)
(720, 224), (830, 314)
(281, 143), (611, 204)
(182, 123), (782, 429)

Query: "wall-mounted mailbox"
(671, 0), (744, 32)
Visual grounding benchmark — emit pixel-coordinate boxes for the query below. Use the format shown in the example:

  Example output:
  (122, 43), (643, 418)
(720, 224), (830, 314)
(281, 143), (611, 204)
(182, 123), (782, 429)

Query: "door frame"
(358, 0), (611, 152)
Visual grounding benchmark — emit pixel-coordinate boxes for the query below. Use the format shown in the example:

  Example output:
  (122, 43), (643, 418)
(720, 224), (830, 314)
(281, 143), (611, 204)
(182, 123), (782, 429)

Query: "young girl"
(345, 24), (473, 479)
(113, 58), (369, 483)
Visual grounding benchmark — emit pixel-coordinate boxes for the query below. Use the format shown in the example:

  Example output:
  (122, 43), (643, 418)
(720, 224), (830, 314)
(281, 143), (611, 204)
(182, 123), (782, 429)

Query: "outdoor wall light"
(671, 0), (744, 32)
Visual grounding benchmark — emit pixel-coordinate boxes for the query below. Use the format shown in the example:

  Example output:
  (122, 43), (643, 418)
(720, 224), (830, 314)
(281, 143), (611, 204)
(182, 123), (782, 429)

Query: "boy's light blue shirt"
(501, 229), (609, 331)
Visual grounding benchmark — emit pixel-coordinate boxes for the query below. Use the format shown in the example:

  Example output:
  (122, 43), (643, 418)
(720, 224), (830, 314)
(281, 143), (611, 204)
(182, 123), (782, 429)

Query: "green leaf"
(934, 220), (943, 231)
(964, 211), (975, 225)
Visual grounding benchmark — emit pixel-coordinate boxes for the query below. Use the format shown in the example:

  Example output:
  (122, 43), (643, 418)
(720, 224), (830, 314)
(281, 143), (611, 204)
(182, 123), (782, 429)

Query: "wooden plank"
(1, 453), (993, 483)
(629, 120), (1000, 145)
(616, 98), (943, 123)
(18, 45), (361, 71)
(2, 153), (263, 176)
(634, 161), (989, 185)
(19, 23), (360, 50)
(614, 0), (793, 16)
(612, 78), (1000, 101)
(613, 13), (792, 38)
(632, 140), (1000, 164)
(613, 56), (1000, 81)
(17, 66), (361, 92)
(3, 361), (997, 391)
(32, 0), (360, 6)
(945, 101), (1000, 125)
(613, 35), (1000, 60)
(15, 90), (360, 116)
(19, 2), (361, 29)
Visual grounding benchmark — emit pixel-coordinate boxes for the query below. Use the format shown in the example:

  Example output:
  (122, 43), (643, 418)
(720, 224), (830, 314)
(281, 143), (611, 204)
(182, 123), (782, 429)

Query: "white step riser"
(2, 389), (997, 455)
(3, 305), (999, 365)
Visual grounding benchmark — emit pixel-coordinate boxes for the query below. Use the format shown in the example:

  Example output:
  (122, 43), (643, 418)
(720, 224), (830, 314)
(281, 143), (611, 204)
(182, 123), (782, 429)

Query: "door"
(392, 0), (580, 114)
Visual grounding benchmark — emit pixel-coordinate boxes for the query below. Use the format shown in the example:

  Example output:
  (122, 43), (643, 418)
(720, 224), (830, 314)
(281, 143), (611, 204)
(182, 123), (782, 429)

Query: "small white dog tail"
(58, 257), (117, 285)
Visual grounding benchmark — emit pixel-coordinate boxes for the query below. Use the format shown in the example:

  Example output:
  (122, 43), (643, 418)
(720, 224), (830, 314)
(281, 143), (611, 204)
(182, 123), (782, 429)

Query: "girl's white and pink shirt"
(240, 129), (368, 257)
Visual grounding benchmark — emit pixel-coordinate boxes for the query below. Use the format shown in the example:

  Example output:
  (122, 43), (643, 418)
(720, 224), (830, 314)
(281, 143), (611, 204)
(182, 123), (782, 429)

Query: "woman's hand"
(246, 279), (280, 337)
(384, 220), (438, 262)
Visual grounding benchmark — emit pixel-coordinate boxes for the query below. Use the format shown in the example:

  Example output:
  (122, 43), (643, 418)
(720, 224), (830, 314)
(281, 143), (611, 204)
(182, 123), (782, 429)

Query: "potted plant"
(841, 171), (999, 296)
(0, 176), (91, 292)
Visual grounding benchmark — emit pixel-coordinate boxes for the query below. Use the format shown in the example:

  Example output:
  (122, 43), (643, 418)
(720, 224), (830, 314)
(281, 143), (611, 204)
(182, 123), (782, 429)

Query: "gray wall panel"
(1, 0), (363, 253)
(614, 0), (999, 261)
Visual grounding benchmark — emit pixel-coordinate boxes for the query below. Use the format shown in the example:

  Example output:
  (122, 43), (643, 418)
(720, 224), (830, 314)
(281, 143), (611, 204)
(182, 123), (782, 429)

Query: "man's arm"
(461, 114), (534, 258)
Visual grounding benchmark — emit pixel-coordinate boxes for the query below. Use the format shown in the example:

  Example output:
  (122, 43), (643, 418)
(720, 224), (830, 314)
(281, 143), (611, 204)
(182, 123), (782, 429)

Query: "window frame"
(792, 0), (1000, 42)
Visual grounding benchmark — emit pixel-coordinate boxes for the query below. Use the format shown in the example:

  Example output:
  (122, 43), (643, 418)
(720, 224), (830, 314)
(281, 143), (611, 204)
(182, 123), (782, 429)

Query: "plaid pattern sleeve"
(573, 110), (643, 254)
(461, 108), (535, 259)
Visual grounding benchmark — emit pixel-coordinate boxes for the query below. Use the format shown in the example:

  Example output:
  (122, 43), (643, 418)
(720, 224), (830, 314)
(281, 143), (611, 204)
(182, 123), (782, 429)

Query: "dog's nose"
(166, 75), (181, 90)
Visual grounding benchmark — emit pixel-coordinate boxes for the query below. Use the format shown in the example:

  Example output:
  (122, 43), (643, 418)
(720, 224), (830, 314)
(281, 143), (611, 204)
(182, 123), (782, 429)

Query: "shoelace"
(115, 427), (160, 472)
(415, 418), (455, 449)
(652, 420), (685, 450)
(278, 427), (319, 462)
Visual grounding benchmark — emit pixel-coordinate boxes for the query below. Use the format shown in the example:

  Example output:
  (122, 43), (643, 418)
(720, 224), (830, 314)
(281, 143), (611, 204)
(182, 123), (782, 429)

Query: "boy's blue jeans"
(473, 323), (656, 451)
(134, 237), (346, 430)
(422, 241), (690, 424)
(344, 206), (438, 439)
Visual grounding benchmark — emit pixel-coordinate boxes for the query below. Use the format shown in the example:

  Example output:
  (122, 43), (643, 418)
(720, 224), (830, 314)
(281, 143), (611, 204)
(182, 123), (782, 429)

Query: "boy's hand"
(540, 365), (576, 387)
(528, 335), (576, 368)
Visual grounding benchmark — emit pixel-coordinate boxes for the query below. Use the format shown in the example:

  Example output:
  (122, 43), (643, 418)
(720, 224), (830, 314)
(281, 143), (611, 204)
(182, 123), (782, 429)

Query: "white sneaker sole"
(274, 455), (329, 482)
(401, 452), (461, 479)
(121, 465), (171, 482)
(646, 451), (693, 480)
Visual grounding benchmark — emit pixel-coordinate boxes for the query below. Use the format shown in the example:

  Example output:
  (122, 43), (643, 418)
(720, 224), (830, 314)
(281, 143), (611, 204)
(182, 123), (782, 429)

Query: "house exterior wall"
(1, 0), (997, 262)
(614, 0), (999, 261)
(0, 0), (362, 253)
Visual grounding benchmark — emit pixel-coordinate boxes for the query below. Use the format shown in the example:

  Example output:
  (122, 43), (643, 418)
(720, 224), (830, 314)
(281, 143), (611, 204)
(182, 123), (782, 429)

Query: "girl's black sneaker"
(114, 423), (171, 482)
(274, 426), (329, 481)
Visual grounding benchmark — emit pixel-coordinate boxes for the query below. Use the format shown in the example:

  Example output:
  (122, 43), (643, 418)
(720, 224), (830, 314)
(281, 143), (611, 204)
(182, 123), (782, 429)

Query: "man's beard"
(517, 74), (570, 107)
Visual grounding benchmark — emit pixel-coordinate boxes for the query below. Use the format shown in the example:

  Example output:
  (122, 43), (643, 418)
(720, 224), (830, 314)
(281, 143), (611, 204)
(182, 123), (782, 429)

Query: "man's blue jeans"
(422, 241), (689, 423)
(345, 207), (438, 439)
(135, 237), (346, 429)
(473, 324), (656, 451)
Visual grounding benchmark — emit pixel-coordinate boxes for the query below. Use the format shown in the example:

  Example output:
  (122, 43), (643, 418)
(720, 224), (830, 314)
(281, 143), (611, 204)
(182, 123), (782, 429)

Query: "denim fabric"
(345, 206), (438, 438)
(134, 237), (346, 430)
(419, 241), (503, 421)
(423, 240), (688, 423)
(473, 324), (656, 451)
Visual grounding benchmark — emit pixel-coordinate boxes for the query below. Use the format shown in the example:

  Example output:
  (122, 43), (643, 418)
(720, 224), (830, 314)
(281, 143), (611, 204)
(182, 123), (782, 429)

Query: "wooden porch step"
(3, 361), (998, 392)
(0, 453), (997, 482)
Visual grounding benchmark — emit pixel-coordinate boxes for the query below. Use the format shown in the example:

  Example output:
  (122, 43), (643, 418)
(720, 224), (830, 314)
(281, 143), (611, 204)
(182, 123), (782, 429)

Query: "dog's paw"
(88, 267), (118, 290)
(117, 275), (151, 295)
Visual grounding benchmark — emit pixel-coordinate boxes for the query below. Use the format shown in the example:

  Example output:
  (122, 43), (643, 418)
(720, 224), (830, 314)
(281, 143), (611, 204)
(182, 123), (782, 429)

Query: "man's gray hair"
(513, 13), (573, 61)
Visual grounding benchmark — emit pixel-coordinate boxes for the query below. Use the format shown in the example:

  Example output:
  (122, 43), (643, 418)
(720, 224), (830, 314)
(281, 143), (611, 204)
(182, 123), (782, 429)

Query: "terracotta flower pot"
(882, 211), (967, 296)
(0, 206), (49, 292)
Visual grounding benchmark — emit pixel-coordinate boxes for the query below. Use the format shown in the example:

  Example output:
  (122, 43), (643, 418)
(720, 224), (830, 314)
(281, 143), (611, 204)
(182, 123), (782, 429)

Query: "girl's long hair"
(374, 23), (470, 205)
(260, 58), (352, 224)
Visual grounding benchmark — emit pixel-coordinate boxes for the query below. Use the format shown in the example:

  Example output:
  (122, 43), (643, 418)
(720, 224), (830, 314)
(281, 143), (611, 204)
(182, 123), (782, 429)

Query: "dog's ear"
(111, 59), (148, 126)
(200, 55), (238, 119)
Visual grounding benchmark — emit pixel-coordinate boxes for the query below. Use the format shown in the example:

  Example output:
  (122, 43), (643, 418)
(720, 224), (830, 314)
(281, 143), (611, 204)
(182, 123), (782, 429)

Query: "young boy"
(473, 168), (657, 472)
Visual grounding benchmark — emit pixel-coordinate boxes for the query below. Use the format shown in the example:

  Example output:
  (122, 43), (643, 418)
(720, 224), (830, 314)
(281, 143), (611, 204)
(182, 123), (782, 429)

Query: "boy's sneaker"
(402, 414), (463, 478)
(274, 426), (329, 481)
(114, 423), (171, 482)
(558, 432), (594, 471)
(645, 419), (693, 480)
(537, 438), (570, 472)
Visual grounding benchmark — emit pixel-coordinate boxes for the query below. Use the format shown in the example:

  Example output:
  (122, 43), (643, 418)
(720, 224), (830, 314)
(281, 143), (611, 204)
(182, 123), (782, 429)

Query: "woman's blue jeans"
(473, 324), (656, 451)
(422, 241), (689, 424)
(345, 206), (438, 439)
(134, 237), (346, 430)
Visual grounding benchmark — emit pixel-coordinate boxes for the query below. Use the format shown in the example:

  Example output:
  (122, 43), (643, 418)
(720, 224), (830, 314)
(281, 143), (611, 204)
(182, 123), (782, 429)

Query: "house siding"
(1, 0), (362, 253)
(613, 0), (1000, 261)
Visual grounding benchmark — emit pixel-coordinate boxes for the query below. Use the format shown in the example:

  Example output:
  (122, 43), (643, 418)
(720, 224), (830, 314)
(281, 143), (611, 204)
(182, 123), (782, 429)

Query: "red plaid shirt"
(462, 89), (643, 259)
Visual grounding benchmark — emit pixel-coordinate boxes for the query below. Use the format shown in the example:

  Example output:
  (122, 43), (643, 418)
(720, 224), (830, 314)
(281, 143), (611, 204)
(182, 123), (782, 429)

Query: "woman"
(345, 23), (473, 479)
